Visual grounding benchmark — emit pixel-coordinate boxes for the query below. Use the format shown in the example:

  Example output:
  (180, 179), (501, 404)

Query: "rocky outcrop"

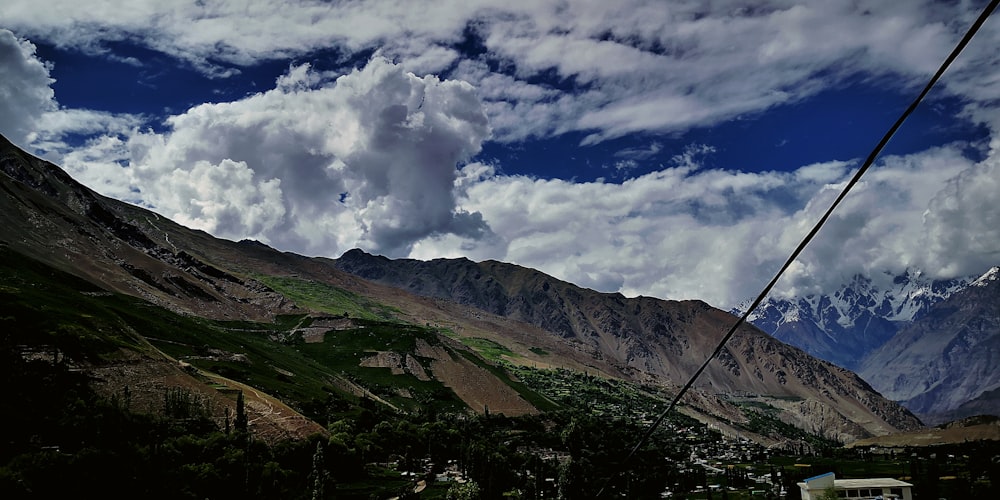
(0, 134), (298, 322)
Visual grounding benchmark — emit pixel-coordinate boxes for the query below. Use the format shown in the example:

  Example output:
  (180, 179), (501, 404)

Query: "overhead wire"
(596, 0), (999, 495)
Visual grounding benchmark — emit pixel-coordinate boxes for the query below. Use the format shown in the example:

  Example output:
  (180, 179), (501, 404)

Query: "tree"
(310, 440), (330, 500)
(447, 480), (482, 500)
(234, 390), (248, 435)
(818, 487), (840, 500)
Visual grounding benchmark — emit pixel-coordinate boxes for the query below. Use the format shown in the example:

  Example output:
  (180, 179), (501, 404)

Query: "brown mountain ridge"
(332, 250), (922, 442)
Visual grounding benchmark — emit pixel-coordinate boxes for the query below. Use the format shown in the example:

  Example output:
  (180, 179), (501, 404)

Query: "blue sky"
(1, 1), (998, 308)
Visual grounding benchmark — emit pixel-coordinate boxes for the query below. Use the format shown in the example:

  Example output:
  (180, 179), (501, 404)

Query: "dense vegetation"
(0, 351), (333, 498)
(0, 347), (693, 498)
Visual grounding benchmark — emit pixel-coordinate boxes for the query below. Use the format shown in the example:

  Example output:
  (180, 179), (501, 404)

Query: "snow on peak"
(972, 266), (1000, 287)
(738, 267), (991, 332)
(744, 268), (977, 330)
(783, 307), (801, 323)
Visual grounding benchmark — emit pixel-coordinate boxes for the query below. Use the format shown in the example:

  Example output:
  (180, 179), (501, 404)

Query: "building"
(798, 472), (912, 500)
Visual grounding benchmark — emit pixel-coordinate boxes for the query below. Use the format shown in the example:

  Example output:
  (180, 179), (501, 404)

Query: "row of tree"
(1, 350), (699, 498)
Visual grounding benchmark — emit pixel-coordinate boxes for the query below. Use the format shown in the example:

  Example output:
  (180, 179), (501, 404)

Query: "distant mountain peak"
(735, 265), (1000, 423)
(734, 269), (974, 370)
(971, 266), (1000, 287)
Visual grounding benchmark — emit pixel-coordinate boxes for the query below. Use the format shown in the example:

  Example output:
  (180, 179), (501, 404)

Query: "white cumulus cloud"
(0, 28), (56, 147)
(921, 139), (1000, 279)
(63, 58), (492, 257)
(0, 28), (143, 158)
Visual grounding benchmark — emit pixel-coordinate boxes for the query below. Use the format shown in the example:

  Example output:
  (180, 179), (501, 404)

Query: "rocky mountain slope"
(1, 133), (922, 443)
(0, 134), (298, 322)
(859, 267), (1000, 424)
(333, 250), (923, 441)
(732, 272), (969, 370)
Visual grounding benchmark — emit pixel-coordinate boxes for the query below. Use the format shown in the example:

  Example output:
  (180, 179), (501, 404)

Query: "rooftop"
(798, 477), (913, 489)
(803, 472), (834, 482)
(834, 478), (912, 489)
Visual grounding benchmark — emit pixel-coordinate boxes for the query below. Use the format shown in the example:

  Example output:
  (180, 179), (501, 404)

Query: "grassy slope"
(0, 248), (539, 421)
(255, 274), (399, 321)
(1, 246), (153, 359)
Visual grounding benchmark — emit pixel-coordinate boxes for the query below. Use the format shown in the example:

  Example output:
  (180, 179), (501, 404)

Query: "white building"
(798, 472), (912, 500)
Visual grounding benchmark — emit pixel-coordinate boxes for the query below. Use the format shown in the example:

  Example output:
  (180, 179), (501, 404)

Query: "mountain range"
(1, 132), (924, 445)
(735, 267), (999, 424)
(859, 267), (1000, 424)
(734, 271), (970, 371)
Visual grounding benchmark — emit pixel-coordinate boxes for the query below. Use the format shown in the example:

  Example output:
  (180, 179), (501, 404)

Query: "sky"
(1, 0), (999, 309)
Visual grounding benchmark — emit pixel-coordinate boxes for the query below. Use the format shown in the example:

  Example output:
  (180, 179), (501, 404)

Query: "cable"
(596, 0), (999, 495)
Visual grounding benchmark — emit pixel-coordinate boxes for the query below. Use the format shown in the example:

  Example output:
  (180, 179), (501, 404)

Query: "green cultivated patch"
(298, 320), (467, 413)
(451, 337), (560, 410)
(505, 364), (703, 429)
(459, 337), (518, 361)
(0, 248), (463, 422)
(255, 274), (398, 320)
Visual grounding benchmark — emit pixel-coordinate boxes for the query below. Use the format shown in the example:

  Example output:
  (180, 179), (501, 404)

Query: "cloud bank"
(422, 141), (995, 307)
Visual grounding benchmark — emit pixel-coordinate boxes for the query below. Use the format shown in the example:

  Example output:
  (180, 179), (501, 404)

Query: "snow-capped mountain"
(859, 266), (1000, 424)
(970, 266), (1000, 288)
(732, 270), (971, 370)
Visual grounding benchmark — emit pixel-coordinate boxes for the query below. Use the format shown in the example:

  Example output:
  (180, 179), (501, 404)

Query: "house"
(798, 472), (913, 500)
